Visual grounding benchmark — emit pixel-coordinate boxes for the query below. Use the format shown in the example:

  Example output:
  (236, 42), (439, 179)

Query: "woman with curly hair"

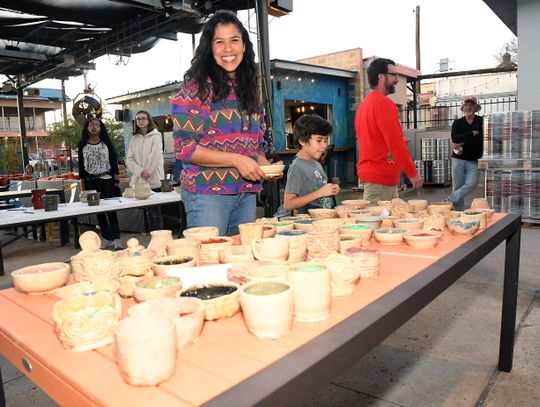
(171, 10), (279, 236)
(78, 117), (123, 250)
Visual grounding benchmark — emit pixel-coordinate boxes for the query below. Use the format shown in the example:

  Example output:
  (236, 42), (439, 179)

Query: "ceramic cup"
(219, 245), (254, 264)
(114, 315), (177, 386)
(240, 279), (294, 339)
(276, 229), (307, 263)
(160, 179), (173, 192)
(123, 187), (134, 198)
(43, 194), (59, 211)
(166, 238), (201, 266)
(287, 262), (331, 322)
(251, 238), (289, 262)
(238, 222), (263, 247)
(86, 192), (100, 206)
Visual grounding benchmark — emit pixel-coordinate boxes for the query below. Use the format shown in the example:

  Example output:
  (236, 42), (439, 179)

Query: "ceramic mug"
(251, 238), (289, 262)
(240, 279), (294, 339)
(43, 194), (59, 211)
(276, 229), (307, 263)
(114, 315), (177, 386)
(287, 262), (331, 322)
(219, 245), (254, 264)
(166, 238), (201, 266)
(238, 222), (263, 247)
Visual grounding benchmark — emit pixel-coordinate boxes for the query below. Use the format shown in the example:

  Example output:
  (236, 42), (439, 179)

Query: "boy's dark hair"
(367, 58), (396, 88)
(293, 114), (332, 148)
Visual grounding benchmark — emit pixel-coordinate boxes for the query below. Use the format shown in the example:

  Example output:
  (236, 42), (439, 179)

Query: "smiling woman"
(170, 11), (282, 236)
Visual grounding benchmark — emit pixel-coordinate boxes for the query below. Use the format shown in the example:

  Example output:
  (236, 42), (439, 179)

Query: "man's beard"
(386, 83), (396, 94)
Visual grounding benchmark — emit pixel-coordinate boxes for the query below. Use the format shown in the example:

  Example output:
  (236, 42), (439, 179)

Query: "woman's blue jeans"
(447, 157), (479, 211)
(180, 189), (256, 236)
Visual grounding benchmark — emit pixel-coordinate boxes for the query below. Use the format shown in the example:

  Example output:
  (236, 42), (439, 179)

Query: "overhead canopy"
(0, 0), (255, 87)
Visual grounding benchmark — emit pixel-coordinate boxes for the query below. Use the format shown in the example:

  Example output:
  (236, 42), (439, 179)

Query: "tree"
(3, 140), (22, 174)
(47, 118), (82, 172)
(102, 116), (125, 159)
(494, 38), (518, 66)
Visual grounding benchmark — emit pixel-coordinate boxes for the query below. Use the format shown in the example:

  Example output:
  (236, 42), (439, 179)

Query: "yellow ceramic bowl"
(12, 262), (70, 294)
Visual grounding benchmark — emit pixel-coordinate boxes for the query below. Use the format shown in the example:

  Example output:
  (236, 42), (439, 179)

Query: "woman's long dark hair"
(79, 118), (114, 148)
(184, 10), (259, 114)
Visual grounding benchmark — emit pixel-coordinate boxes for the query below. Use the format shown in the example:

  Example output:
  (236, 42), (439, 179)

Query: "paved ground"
(1, 184), (539, 406)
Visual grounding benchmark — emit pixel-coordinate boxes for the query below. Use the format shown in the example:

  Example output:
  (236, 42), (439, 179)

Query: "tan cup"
(287, 262), (331, 322)
(166, 238), (201, 266)
(238, 222), (263, 246)
(251, 238), (289, 262)
(276, 230), (307, 263)
(219, 246), (254, 264)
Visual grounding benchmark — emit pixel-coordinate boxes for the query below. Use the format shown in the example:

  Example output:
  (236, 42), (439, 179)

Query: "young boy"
(280, 114), (340, 215)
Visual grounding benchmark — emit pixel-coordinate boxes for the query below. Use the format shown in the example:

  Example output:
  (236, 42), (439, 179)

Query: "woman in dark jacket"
(78, 118), (123, 250)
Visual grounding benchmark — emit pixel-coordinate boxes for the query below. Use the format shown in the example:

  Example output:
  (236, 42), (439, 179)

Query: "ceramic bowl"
(373, 228), (407, 245)
(12, 262), (70, 294)
(340, 199), (370, 209)
(293, 218), (317, 232)
(408, 199), (428, 211)
(462, 210), (488, 229)
(354, 216), (382, 230)
(339, 224), (373, 244)
(470, 198), (490, 210)
(133, 276), (182, 302)
(226, 261), (281, 285)
(259, 164), (285, 177)
(446, 217), (480, 236)
(262, 224), (276, 238)
(393, 218), (423, 231)
(339, 234), (364, 254)
(244, 264), (289, 282)
(348, 209), (374, 219)
(476, 208), (495, 221)
(151, 255), (196, 276)
(428, 201), (453, 215)
(55, 280), (120, 300)
(183, 226), (219, 241)
(313, 218), (344, 228)
(179, 281), (240, 320)
(266, 221), (294, 233)
(308, 208), (337, 219)
(403, 230), (443, 250)
(218, 245), (254, 264)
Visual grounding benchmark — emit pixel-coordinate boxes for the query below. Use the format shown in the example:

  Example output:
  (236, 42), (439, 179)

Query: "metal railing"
(400, 97), (518, 129)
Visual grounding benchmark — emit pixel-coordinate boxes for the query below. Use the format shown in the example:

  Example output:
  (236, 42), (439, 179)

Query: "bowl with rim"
(393, 218), (423, 231)
(133, 276), (182, 302)
(446, 217), (480, 236)
(259, 164), (285, 177)
(340, 199), (370, 209)
(308, 208), (337, 219)
(293, 218), (317, 232)
(179, 281), (240, 320)
(354, 216), (382, 230)
(373, 228), (407, 245)
(12, 262), (70, 294)
(408, 199), (428, 211)
(403, 230), (443, 250)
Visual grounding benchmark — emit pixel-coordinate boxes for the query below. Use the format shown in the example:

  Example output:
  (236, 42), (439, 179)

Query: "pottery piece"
(79, 190), (97, 203)
(390, 198), (414, 218)
(226, 261), (281, 285)
(43, 194), (59, 211)
(340, 199), (370, 209)
(244, 264), (288, 282)
(306, 225), (340, 260)
(287, 262), (331, 322)
(403, 230), (444, 250)
(31, 188), (46, 209)
(276, 229), (307, 263)
(86, 192), (100, 206)
(324, 254), (361, 296)
(160, 179), (173, 192)
(114, 315), (176, 386)
(80, 250), (121, 283)
(118, 251), (153, 297)
(408, 199), (429, 211)
(166, 238), (201, 266)
(179, 281), (240, 320)
(238, 222), (263, 246)
(147, 230), (173, 257)
(122, 187), (134, 198)
(393, 218), (423, 231)
(134, 180), (152, 200)
(422, 214), (447, 232)
(183, 226), (219, 242)
(151, 255), (196, 276)
(462, 210), (487, 229)
(348, 209), (374, 219)
(313, 218), (344, 228)
(476, 208), (495, 221)
(261, 224), (276, 238)
(447, 217), (480, 236)
(266, 221), (294, 233)
(339, 234), (364, 254)
(240, 279), (293, 339)
(354, 216), (382, 231)
(56, 280), (120, 300)
(373, 228), (407, 245)
(128, 297), (205, 349)
(259, 164), (285, 177)
(380, 216), (397, 228)
(308, 208), (337, 219)
(345, 247), (381, 278)
(293, 218), (316, 232)
(339, 224), (373, 245)
(11, 262), (70, 294)
(218, 245), (254, 264)
(428, 201), (453, 215)
(251, 237), (289, 262)
(133, 276), (182, 302)
(199, 236), (233, 265)
(53, 290), (122, 352)
(470, 198), (490, 210)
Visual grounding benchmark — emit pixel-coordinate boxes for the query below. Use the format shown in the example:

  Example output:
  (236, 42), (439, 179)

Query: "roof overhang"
(271, 59), (357, 79)
(482, 0), (517, 35)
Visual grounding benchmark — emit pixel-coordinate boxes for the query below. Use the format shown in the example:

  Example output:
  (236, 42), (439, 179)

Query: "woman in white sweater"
(126, 110), (164, 230)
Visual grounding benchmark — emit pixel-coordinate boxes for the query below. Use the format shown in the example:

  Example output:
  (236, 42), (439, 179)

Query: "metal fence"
(399, 97), (518, 129)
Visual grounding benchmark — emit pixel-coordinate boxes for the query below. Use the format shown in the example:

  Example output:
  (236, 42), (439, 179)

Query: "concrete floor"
(1, 184), (539, 407)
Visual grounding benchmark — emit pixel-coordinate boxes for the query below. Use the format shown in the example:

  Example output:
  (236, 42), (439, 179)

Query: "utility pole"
(61, 79), (73, 172)
(16, 76), (29, 171)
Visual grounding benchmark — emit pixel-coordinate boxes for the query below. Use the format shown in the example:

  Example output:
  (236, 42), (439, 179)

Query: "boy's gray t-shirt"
(285, 157), (333, 213)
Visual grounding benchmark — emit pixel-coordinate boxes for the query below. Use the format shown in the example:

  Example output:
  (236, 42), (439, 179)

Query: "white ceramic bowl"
(260, 164), (285, 177)
(393, 218), (423, 231)
(12, 262), (70, 294)
(373, 228), (407, 245)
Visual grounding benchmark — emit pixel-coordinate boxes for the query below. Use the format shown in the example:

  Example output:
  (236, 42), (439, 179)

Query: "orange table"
(0, 214), (521, 406)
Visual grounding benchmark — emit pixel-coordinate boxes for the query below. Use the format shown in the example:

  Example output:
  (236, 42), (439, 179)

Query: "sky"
(35, 0), (515, 110)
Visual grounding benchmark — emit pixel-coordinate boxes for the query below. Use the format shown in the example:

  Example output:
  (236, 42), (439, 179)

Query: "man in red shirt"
(355, 58), (423, 205)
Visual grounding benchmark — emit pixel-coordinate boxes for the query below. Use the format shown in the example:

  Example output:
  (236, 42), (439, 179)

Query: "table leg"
(498, 221), (521, 372)
(0, 245), (4, 276)
(70, 218), (80, 249)
(0, 364), (5, 407)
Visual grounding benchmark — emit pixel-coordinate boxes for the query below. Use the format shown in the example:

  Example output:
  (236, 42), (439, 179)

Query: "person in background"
(445, 96), (483, 210)
(78, 118), (123, 250)
(126, 110), (164, 230)
(24, 164), (37, 179)
(280, 114), (339, 215)
(171, 10), (279, 236)
(354, 57), (423, 205)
